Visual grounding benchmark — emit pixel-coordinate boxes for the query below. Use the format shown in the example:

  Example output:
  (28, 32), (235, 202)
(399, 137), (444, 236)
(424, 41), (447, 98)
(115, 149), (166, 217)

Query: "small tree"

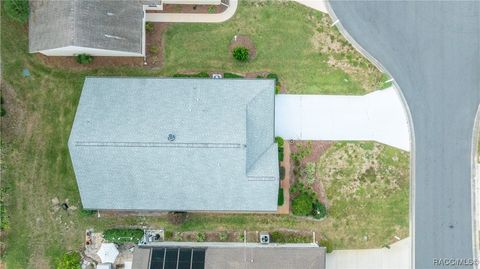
(232, 47), (249, 62)
(76, 54), (93, 64)
(55, 252), (81, 269)
(4, 0), (29, 23)
(291, 193), (313, 216)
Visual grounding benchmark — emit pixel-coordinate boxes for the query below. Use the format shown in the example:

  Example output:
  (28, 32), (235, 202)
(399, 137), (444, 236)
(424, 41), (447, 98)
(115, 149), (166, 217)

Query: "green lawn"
(163, 1), (385, 94)
(1, 2), (396, 268)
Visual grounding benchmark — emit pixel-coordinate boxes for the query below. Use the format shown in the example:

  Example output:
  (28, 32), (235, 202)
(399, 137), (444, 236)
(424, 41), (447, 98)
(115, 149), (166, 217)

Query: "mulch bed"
(145, 22), (169, 68)
(290, 141), (334, 206)
(153, 3), (227, 14)
(37, 54), (144, 70)
(37, 22), (169, 70)
(229, 35), (257, 61)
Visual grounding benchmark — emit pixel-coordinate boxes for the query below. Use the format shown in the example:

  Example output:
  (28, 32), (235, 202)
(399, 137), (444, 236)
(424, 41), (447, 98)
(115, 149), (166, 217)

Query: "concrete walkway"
(146, 0), (238, 22)
(327, 238), (410, 269)
(294, 0), (328, 14)
(275, 86), (410, 151)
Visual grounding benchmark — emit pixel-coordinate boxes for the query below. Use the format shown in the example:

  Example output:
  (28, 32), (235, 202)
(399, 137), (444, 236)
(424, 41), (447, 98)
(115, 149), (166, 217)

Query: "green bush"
(277, 188), (284, 206)
(223, 72), (244, 78)
(103, 228), (144, 243)
(319, 239), (333, 253)
(1, 107), (6, 117)
(145, 22), (154, 32)
(312, 200), (327, 219)
(196, 232), (206, 242)
(55, 252), (81, 269)
(232, 47), (249, 62)
(267, 73), (279, 85)
(75, 54), (93, 64)
(292, 193), (314, 216)
(164, 230), (174, 240)
(173, 72), (209, 78)
(275, 137), (284, 147)
(279, 166), (285, 180)
(4, 0), (29, 23)
(278, 150), (284, 162)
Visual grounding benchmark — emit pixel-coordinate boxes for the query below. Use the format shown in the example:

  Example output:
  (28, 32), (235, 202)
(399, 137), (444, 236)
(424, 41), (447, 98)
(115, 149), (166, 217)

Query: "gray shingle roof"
(29, 0), (148, 54)
(68, 78), (279, 211)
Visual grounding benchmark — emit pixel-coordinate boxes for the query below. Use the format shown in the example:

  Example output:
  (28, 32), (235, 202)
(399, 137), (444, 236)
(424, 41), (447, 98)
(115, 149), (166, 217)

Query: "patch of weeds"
(218, 232), (228, 241)
(173, 72), (209, 78)
(149, 45), (159, 55)
(208, 6), (216, 13)
(145, 22), (154, 33)
(196, 232), (206, 242)
(270, 231), (311, 243)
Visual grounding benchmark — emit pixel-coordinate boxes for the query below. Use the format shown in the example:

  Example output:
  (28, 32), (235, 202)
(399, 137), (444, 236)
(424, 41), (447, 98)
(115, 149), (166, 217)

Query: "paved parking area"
(275, 86), (410, 151)
(327, 238), (410, 269)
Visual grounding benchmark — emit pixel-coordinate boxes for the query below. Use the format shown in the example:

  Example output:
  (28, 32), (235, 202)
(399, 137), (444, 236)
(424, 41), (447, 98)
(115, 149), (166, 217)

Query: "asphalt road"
(328, 1), (480, 268)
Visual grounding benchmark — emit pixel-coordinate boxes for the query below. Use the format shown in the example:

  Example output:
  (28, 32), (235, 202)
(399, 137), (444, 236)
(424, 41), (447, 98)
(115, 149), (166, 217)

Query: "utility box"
(259, 232), (270, 244)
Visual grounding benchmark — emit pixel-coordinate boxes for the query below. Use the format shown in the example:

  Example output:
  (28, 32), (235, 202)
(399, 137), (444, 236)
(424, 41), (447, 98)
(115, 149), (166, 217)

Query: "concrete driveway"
(275, 86), (410, 151)
(327, 238), (410, 269)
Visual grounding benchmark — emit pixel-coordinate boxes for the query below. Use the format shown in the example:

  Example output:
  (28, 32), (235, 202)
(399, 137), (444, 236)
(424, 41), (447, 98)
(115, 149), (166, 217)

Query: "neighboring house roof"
(68, 78), (278, 211)
(29, 0), (149, 54)
(132, 243), (326, 269)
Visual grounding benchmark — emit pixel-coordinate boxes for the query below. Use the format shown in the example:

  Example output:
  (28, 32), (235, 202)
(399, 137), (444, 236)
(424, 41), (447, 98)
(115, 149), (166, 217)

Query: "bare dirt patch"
(229, 35), (257, 61)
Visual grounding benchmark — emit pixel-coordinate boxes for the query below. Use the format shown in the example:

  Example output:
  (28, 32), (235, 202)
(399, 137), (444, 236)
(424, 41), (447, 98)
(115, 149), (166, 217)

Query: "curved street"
(328, 1), (480, 268)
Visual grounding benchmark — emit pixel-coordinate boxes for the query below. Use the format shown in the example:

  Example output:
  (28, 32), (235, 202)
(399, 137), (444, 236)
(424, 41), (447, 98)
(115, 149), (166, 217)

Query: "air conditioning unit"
(259, 232), (270, 244)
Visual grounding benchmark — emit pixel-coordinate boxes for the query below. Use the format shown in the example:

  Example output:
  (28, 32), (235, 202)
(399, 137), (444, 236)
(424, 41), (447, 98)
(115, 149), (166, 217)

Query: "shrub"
(79, 209), (96, 217)
(291, 193), (314, 216)
(164, 230), (174, 240)
(223, 72), (244, 78)
(4, 0), (29, 23)
(55, 252), (81, 269)
(277, 188), (284, 206)
(103, 228), (144, 243)
(319, 239), (333, 253)
(196, 232), (206, 242)
(218, 232), (228, 241)
(266, 73), (279, 85)
(275, 137), (285, 147)
(75, 54), (93, 64)
(149, 45), (159, 54)
(173, 72), (209, 78)
(145, 22), (154, 33)
(278, 150), (284, 162)
(208, 6), (216, 13)
(1, 107), (6, 117)
(312, 200), (327, 219)
(279, 166), (285, 180)
(232, 47), (249, 62)
(167, 211), (188, 225)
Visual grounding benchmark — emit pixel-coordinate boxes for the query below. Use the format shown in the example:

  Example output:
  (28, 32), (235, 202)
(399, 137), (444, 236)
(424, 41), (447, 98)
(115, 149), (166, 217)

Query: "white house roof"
(68, 78), (279, 211)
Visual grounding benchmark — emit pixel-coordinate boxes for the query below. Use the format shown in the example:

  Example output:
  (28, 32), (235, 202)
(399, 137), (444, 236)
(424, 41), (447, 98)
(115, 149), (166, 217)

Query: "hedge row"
(173, 72), (210, 78)
(277, 188), (284, 206)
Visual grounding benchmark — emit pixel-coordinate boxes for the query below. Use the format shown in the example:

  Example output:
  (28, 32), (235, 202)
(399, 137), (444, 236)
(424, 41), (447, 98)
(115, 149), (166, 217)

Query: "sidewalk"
(327, 237), (410, 269)
(146, 0), (238, 23)
(293, 0), (328, 14)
